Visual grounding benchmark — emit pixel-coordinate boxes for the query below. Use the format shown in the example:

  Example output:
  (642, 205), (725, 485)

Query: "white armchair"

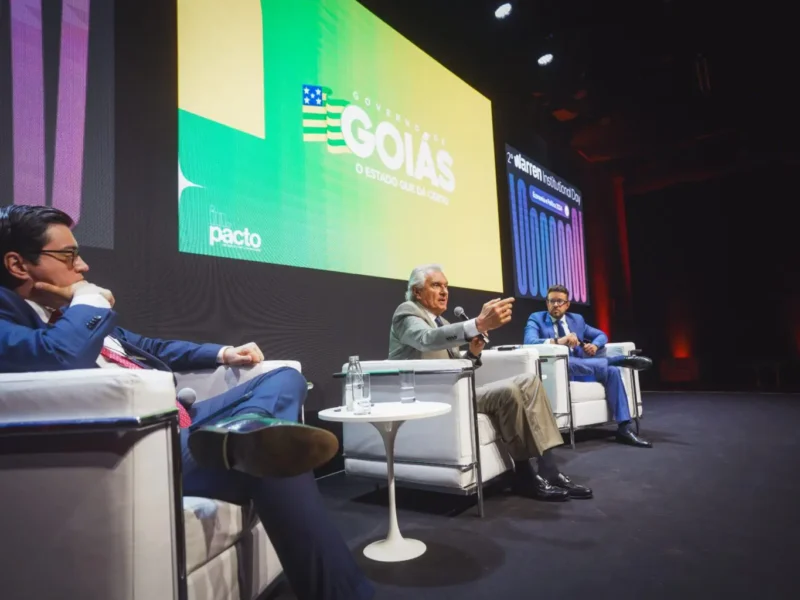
(0, 360), (301, 600)
(342, 351), (541, 516)
(486, 343), (643, 447)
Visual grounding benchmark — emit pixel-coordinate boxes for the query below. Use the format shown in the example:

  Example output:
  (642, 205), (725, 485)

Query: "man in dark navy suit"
(524, 284), (653, 448)
(0, 205), (373, 600)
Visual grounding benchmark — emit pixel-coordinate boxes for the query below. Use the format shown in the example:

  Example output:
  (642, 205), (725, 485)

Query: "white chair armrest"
(340, 358), (472, 374)
(606, 342), (636, 357)
(476, 348), (540, 387)
(174, 361), (302, 403)
(519, 343), (569, 357)
(0, 369), (176, 423)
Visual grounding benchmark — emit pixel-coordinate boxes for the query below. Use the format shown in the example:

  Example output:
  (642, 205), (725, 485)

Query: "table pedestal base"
(363, 537), (426, 562)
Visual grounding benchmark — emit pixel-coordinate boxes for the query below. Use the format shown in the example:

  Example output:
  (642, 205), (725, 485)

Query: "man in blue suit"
(524, 284), (653, 448)
(0, 205), (373, 600)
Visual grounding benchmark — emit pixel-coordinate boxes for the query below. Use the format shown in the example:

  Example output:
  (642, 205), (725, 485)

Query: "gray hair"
(405, 264), (444, 302)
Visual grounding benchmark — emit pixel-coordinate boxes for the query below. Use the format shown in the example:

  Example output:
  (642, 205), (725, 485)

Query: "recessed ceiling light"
(538, 53), (553, 66)
(495, 3), (512, 19)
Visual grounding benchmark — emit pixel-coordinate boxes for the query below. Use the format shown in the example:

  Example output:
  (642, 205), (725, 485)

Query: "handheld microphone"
(177, 387), (198, 408)
(453, 306), (489, 343)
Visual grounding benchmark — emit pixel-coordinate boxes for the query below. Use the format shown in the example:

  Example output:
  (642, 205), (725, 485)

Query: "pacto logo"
(208, 226), (262, 250)
(207, 206), (262, 251)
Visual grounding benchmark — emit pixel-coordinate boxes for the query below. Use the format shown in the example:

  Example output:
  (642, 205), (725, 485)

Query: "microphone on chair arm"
(177, 387), (197, 409)
(453, 306), (489, 344)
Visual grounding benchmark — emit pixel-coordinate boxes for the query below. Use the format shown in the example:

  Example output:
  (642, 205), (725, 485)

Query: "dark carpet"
(302, 392), (800, 599)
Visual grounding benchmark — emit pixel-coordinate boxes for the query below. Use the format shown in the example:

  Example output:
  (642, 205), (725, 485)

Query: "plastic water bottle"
(346, 356), (371, 415)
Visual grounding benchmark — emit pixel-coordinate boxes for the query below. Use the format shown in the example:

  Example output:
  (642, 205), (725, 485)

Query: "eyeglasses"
(546, 299), (568, 307)
(39, 248), (80, 268)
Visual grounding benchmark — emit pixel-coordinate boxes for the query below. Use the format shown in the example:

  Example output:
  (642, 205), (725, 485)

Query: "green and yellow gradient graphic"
(178, 0), (503, 292)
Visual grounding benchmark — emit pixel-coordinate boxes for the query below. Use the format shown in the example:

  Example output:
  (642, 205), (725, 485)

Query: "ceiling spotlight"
(494, 3), (512, 19)
(537, 53), (553, 66)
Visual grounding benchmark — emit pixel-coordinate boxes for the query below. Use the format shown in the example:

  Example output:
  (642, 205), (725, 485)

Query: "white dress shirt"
(28, 287), (228, 367)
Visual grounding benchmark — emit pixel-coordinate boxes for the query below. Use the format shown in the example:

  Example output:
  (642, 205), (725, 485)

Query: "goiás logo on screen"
(301, 84), (455, 193)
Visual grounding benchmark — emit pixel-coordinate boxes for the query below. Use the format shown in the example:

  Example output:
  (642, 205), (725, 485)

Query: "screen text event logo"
(302, 84), (454, 205)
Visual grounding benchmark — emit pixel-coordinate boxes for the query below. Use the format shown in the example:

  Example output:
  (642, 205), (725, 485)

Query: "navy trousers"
(180, 367), (373, 600)
(568, 354), (632, 423)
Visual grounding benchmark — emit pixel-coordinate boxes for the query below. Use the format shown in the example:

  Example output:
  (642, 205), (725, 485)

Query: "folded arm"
(114, 329), (223, 372)
(584, 323), (608, 348)
(0, 304), (118, 372)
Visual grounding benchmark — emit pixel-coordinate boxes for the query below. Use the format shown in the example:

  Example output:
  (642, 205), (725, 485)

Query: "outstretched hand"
(476, 297), (515, 332)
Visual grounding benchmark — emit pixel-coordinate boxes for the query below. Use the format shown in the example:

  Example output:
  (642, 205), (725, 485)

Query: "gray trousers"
(476, 373), (563, 460)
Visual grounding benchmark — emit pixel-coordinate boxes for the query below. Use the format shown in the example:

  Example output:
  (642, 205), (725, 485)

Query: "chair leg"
(563, 357), (576, 449)
(469, 372), (485, 518)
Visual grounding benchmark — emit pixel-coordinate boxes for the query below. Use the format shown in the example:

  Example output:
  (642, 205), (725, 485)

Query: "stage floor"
(280, 392), (800, 599)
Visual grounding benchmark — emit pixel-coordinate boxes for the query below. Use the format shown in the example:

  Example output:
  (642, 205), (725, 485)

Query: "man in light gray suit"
(389, 264), (592, 501)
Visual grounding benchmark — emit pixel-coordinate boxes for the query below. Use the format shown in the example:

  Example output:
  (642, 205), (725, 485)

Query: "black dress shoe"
(616, 356), (653, 371)
(514, 473), (570, 501)
(546, 473), (593, 499)
(188, 413), (339, 478)
(615, 428), (653, 448)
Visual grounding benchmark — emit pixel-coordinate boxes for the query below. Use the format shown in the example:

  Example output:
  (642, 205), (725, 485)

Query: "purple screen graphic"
(505, 144), (589, 304)
(1, 0), (114, 248)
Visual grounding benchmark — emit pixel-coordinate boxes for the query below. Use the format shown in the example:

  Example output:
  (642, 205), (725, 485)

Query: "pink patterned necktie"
(100, 346), (193, 428)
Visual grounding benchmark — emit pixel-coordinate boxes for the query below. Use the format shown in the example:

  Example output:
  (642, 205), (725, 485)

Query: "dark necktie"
(434, 316), (444, 327)
(555, 319), (573, 355)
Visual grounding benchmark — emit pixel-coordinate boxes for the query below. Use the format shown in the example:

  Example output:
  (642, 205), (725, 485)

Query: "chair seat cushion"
(183, 497), (255, 575)
(569, 381), (606, 403)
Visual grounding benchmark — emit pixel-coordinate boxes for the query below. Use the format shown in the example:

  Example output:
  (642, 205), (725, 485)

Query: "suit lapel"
(412, 303), (459, 359)
(542, 312), (553, 336)
(413, 303), (436, 328)
(567, 313), (581, 340)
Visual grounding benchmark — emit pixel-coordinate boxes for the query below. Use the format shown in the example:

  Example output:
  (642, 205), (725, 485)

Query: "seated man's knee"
(569, 360), (595, 378)
(252, 367), (308, 404)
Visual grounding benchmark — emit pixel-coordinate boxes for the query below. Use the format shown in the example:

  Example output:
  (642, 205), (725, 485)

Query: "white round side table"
(318, 400), (451, 562)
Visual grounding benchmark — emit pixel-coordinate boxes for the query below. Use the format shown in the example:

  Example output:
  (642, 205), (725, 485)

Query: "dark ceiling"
(358, 0), (795, 195)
